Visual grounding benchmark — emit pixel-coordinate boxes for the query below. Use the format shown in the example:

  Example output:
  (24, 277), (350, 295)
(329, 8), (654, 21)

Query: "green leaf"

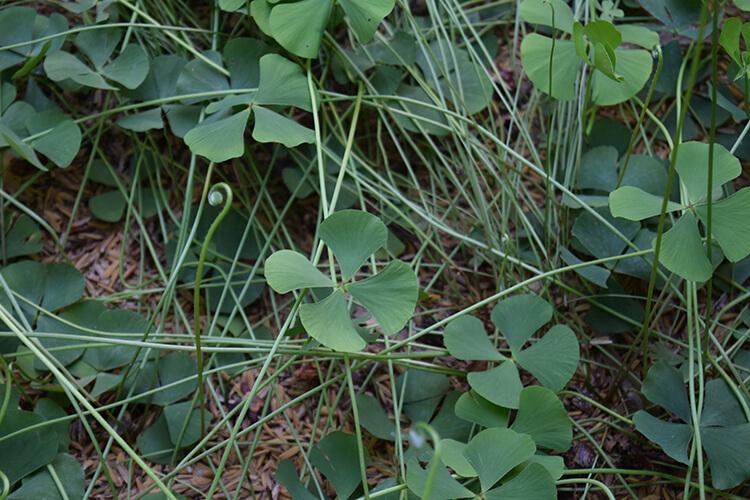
(251, 106), (314, 147)
(527, 455), (565, 480)
(255, 54), (312, 111)
(299, 289), (365, 352)
(491, 294), (552, 353)
(223, 38), (270, 89)
(183, 110), (250, 163)
(83, 305), (148, 370)
(128, 54), (186, 101)
(348, 261), (418, 335)
(701, 378), (747, 427)
(137, 414), (175, 464)
(430, 391), (473, 442)
(519, 0), (575, 32)
(520, 35), (579, 100)
(250, 0), (273, 36)
(219, 0), (245, 12)
(4, 214), (42, 258)
(36, 305), (94, 368)
(0, 123), (44, 170)
(310, 432), (369, 499)
(28, 118), (82, 168)
(176, 52), (228, 98)
(516, 325), (579, 392)
(586, 20), (622, 52)
(660, 212), (713, 282)
(511, 386), (572, 451)
(675, 141), (741, 204)
(592, 48), (652, 106)
(12, 40), (51, 81)
(618, 24), (660, 49)
(572, 208), (639, 259)
(319, 210), (388, 279)
(43, 51), (115, 90)
(276, 460), (317, 500)
(468, 361), (523, 409)
(269, 0), (333, 58)
(721, 18), (742, 65)
(405, 456), (474, 500)
(264, 250), (333, 293)
(439, 439), (477, 477)
(391, 84), (449, 136)
(0, 410), (58, 484)
(696, 188), (750, 262)
(443, 315), (504, 361)
(164, 401), (209, 448)
(702, 425), (750, 489)
(416, 42), (493, 115)
(117, 108), (164, 132)
(642, 362), (691, 421)
(355, 393), (396, 441)
(100, 44), (149, 89)
(33, 399), (69, 451)
(454, 390), (509, 428)
(609, 186), (682, 221)
(0, 261), (84, 321)
(485, 463), (557, 500)
(74, 27), (120, 68)
(339, 0), (395, 42)
(151, 352), (198, 406)
(577, 146), (618, 191)
(463, 427), (536, 491)
(88, 190), (126, 222)
(0, 7), (37, 71)
(88, 187), (162, 223)
(8, 453), (84, 500)
(559, 247), (611, 288)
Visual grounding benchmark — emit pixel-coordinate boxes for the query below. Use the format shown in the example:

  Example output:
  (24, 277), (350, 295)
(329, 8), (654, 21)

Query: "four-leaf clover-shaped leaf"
(43, 28), (149, 90)
(406, 424), (559, 499)
(264, 210), (418, 352)
(520, 0), (655, 105)
(609, 141), (750, 282)
(252, 0), (395, 58)
(443, 294), (579, 407)
(634, 362), (750, 489)
(183, 53), (314, 162)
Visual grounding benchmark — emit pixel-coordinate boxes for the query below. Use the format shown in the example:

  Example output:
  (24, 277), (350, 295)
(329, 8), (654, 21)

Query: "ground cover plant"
(1, 0), (750, 498)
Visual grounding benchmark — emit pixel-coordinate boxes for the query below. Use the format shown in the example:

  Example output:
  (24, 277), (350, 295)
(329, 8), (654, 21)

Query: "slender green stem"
(193, 182), (234, 435)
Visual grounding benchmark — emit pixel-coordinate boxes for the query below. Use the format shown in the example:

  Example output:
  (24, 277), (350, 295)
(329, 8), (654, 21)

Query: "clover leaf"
(309, 431), (371, 499)
(43, 28), (149, 90)
(634, 362), (750, 489)
(0, 102), (82, 169)
(183, 53), (314, 162)
(0, 7), (67, 73)
(609, 141), (750, 282)
(138, 400), (209, 465)
(2, 213), (42, 259)
(520, 1), (655, 105)
(265, 210), (417, 352)
(252, 0), (395, 58)
(7, 453), (84, 500)
(444, 294), (579, 406)
(406, 424), (559, 499)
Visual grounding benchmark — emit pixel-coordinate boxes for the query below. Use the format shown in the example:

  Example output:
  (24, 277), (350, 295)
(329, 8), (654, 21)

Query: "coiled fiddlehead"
(193, 182), (233, 435)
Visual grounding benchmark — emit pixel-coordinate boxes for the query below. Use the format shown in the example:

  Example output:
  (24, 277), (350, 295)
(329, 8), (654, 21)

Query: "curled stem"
(193, 182), (234, 435)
